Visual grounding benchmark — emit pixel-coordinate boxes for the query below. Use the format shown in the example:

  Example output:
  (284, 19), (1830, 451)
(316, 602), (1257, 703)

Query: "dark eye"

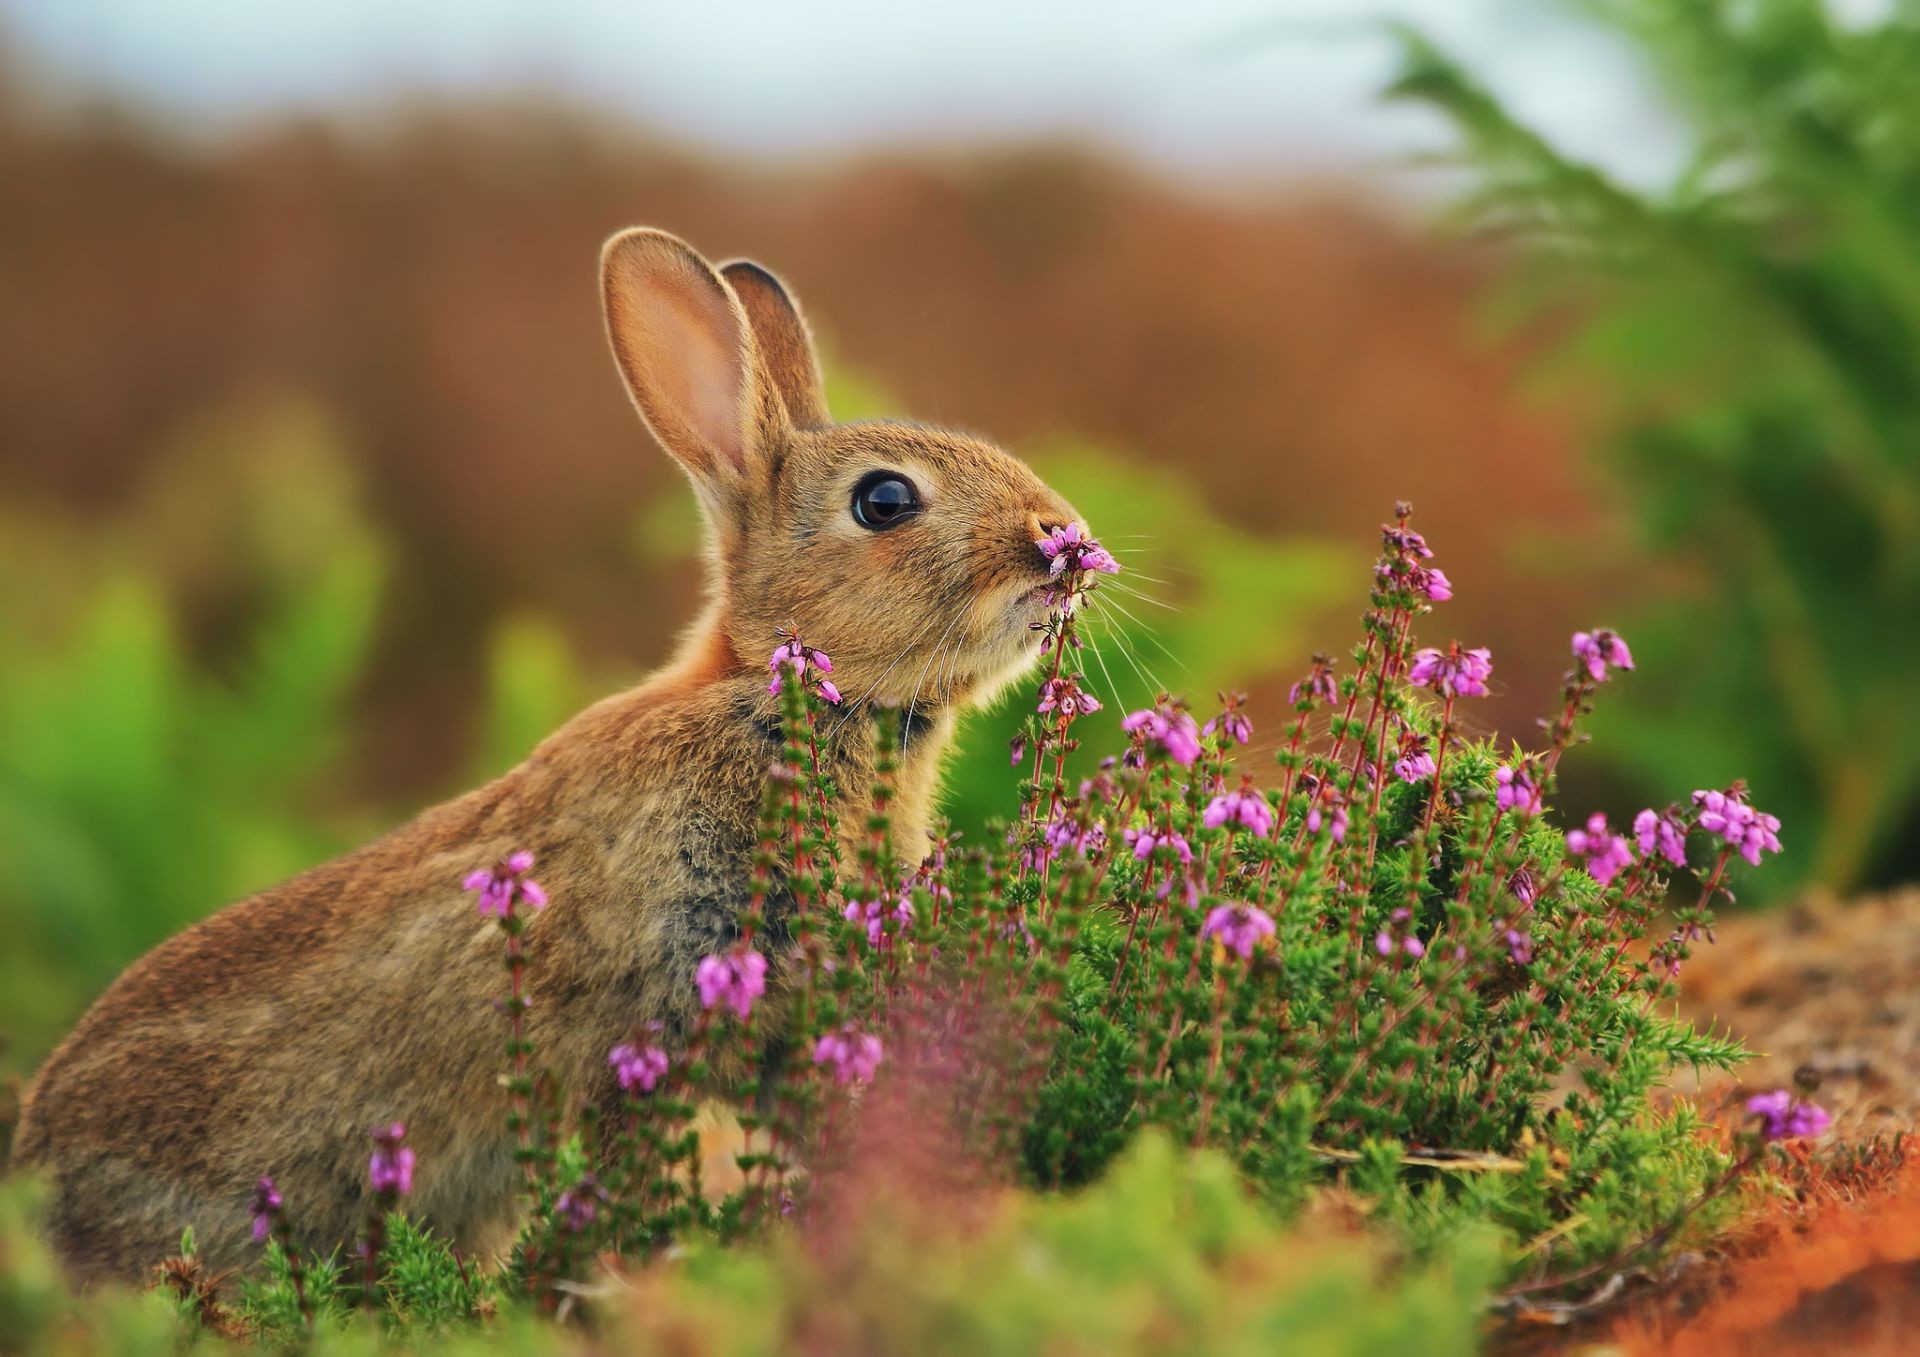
(850, 471), (921, 531)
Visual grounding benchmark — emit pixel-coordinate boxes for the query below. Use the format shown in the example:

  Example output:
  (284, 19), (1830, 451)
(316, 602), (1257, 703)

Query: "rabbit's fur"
(15, 229), (1079, 1284)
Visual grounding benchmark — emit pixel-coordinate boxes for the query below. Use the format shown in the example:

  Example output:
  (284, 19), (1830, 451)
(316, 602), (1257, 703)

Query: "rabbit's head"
(602, 228), (1083, 714)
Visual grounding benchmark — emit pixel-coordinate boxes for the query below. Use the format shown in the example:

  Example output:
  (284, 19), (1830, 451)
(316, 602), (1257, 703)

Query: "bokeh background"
(4, 0), (1916, 1087)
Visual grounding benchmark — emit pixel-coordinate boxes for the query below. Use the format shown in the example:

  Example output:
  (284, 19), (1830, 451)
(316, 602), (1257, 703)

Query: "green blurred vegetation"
(0, 371), (1340, 1082)
(1391, 0), (1920, 896)
(0, 1136), (1498, 1355)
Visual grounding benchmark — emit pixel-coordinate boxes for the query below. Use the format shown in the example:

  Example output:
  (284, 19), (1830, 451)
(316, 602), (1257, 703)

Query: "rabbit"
(14, 227), (1082, 1285)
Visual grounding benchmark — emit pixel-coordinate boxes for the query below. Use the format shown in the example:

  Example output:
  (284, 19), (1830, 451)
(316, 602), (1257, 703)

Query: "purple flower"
(1421, 567), (1453, 602)
(1036, 521), (1121, 579)
(609, 1040), (670, 1094)
(463, 851), (547, 919)
(1202, 903), (1276, 960)
(1494, 763), (1543, 815)
(1038, 674), (1102, 719)
(1571, 628), (1634, 683)
(555, 1174), (608, 1233)
(696, 949), (769, 1020)
(1202, 784), (1275, 837)
(249, 1176), (282, 1244)
(1633, 807), (1689, 869)
(844, 893), (914, 947)
(1203, 693), (1254, 746)
(812, 1025), (885, 1085)
(1121, 703), (1202, 766)
(368, 1123), (414, 1197)
(1381, 523), (1433, 559)
(1692, 788), (1783, 866)
(1288, 655), (1338, 708)
(768, 634), (839, 703)
(1746, 1089), (1832, 1143)
(1504, 929), (1533, 965)
(1393, 733), (1436, 785)
(1565, 812), (1635, 885)
(1305, 788), (1349, 843)
(1123, 826), (1192, 864)
(1008, 732), (1027, 766)
(1409, 643), (1493, 699)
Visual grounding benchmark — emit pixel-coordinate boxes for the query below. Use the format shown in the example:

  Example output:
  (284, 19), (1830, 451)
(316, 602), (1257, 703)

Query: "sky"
(0, 0), (1693, 188)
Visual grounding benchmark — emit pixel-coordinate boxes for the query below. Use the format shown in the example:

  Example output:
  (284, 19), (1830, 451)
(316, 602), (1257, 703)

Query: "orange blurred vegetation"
(0, 74), (1610, 803)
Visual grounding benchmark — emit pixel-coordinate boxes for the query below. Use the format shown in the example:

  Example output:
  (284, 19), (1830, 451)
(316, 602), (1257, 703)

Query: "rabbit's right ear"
(720, 261), (831, 430)
(601, 228), (780, 498)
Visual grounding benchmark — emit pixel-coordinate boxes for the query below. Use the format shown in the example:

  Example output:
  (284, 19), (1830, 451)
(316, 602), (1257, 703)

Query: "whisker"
(1103, 581), (1178, 612)
(829, 609), (947, 738)
(1089, 598), (1164, 695)
(903, 607), (968, 737)
(1095, 593), (1183, 677)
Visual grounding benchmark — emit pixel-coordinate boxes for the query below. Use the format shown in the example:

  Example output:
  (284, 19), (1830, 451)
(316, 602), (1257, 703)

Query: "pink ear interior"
(602, 231), (754, 484)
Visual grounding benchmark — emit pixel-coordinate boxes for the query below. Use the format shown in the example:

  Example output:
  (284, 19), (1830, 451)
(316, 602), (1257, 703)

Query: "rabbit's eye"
(850, 471), (921, 531)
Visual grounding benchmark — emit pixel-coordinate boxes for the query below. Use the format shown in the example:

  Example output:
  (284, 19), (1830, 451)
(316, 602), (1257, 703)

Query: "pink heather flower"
(1505, 929), (1533, 965)
(1123, 826), (1192, 864)
(1692, 788), (1783, 866)
(767, 635), (839, 703)
(1008, 732), (1027, 766)
(1203, 783), (1275, 837)
(696, 949), (769, 1020)
(1409, 643), (1494, 699)
(1421, 567), (1453, 602)
(1035, 521), (1121, 579)
(1038, 674), (1102, 719)
(1571, 628), (1634, 684)
(1121, 703), (1202, 766)
(1634, 807), (1689, 868)
(463, 851), (547, 919)
(1566, 812), (1634, 885)
(1746, 1089), (1832, 1143)
(1374, 930), (1393, 957)
(250, 1176), (282, 1243)
(1494, 763), (1543, 815)
(844, 893), (914, 947)
(555, 1175), (608, 1233)
(1203, 693), (1254, 746)
(1202, 903), (1276, 960)
(1305, 788), (1349, 843)
(1381, 523), (1433, 559)
(1393, 732), (1436, 785)
(1288, 655), (1338, 707)
(609, 1040), (670, 1094)
(368, 1123), (414, 1197)
(812, 1026), (885, 1085)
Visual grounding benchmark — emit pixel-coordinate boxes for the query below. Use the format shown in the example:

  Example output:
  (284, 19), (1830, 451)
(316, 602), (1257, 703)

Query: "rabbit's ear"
(720, 261), (831, 430)
(601, 228), (782, 493)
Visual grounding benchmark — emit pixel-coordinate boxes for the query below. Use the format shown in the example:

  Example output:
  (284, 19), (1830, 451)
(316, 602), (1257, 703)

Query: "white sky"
(0, 0), (1692, 188)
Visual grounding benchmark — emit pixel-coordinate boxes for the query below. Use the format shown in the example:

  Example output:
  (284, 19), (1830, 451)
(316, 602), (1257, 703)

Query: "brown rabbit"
(15, 227), (1081, 1284)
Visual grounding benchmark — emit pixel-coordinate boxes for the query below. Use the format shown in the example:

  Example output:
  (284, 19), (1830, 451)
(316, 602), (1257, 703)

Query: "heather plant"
(213, 504), (1817, 1346)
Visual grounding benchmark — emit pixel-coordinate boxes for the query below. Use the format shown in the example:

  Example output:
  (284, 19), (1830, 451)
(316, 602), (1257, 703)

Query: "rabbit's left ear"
(721, 261), (831, 430)
(601, 228), (785, 499)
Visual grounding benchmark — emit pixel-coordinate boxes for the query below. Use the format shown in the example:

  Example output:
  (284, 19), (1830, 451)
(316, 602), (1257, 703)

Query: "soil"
(1505, 891), (1920, 1355)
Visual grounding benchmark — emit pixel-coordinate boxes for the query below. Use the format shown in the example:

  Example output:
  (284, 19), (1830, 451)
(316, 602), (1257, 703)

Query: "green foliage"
(0, 395), (386, 1070)
(1388, 1), (1920, 893)
(0, 1139), (1502, 1355)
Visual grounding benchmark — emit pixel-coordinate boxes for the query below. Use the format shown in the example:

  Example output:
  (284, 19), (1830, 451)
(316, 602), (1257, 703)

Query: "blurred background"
(4, 0), (1917, 1084)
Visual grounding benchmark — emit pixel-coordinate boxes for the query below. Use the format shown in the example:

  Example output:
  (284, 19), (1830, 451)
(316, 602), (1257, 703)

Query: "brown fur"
(14, 228), (1078, 1284)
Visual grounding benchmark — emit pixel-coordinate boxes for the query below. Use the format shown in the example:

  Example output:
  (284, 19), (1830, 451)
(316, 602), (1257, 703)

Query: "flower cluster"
(1202, 903), (1275, 960)
(1571, 628), (1634, 683)
(464, 851), (547, 919)
(1746, 1089), (1832, 1143)
(368, 1122), (415, 1197)
(1694, 787), (1784, 866)
(609, 1039), (670, 1094)
(769, 632), (841, 705)
(696, 949), (769, 1020)
(1123, 702), (1202, 766)
(1036, 521), (1120, 579)
(249, 1176), (283, 1244)
(1409, 642), (1493, 699)
(812, 1025), (885, 1085)
(1565, 812), (1634, 885)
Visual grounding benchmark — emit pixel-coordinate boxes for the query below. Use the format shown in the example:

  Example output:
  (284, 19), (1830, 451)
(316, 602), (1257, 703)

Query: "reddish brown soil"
(1506, 894), (1920, 1354)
